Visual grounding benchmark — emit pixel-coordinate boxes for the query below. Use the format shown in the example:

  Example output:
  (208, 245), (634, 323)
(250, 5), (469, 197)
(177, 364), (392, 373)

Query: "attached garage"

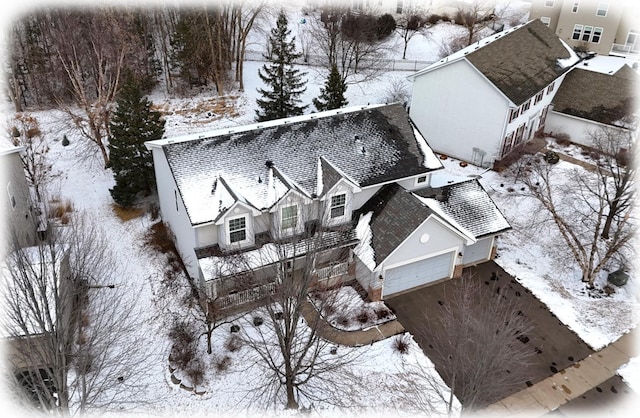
(383, 251), (455, 297)
(462, 237), (493, 265)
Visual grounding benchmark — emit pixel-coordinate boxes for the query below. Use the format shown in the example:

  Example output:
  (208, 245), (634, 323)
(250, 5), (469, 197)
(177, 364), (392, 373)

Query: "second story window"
(572, 24), (583, 40)
(281, 205), (298, 229)
(547, 82), (555, 94)
(534, 91), (544, 105)
(582, 26), (593, 42)
(596, 2), (608, 17)
(330, 194), (346, 219)
(522, 99), (531, 112)
(544, 0), (554, 7)
(572, 1), (579, 13)
(229, 217), (247, 243)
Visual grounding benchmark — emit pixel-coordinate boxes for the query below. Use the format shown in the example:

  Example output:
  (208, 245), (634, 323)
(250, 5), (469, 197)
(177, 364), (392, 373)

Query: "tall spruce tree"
(109, 73), (165, 207)
(255, 10), (308, 122)
(313, 64), (348, 112)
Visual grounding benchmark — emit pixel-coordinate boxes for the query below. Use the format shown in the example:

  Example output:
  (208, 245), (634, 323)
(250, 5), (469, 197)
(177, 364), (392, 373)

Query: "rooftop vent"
(258, 176), (262, 183)
(265, 160), (274, 168)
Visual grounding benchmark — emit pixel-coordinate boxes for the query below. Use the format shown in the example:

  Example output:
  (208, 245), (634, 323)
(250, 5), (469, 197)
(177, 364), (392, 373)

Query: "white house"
(408, 19), (580, 168)
(545, 55), (639, 148)
(1, 142), (37, 253)
(146, 103), (510, 305)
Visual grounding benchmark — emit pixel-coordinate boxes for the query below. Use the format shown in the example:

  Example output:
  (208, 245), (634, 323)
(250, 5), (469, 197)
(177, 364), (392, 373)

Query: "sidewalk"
(481, 328), (638, 417)
(300, 300), (406, 347)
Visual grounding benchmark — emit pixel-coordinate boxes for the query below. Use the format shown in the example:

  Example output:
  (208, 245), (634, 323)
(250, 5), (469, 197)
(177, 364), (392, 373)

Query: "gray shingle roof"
(162, 104), (441, 225)
(355, 184), (433, 266)
(356, 179), (511, 267)
(466, 19), (577, 105)
(414, 179), (511, 239)
(551, 65), (639, 126)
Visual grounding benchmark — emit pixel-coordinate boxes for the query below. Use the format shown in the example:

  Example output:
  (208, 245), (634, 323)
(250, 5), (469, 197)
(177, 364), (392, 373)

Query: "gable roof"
(153, 103), (442, 225)
(413, 179), (511, 239)
(412, 20), (579, 106)
(354, 180), (511, 268)
(551, 64), (639, 127)
(355, 184), (434, 267)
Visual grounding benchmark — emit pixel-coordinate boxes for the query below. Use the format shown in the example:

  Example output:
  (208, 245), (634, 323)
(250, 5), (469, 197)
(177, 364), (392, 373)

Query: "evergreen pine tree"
(109, 73), (165, 207)
(255, 10), (308, 122)
(313, 64), (348, 112)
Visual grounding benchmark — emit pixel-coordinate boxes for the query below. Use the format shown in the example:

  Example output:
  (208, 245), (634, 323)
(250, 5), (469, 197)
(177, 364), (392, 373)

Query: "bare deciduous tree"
(521, 143), (635, 286)
(2, 210), (153, 414)
(395, 6), (429, 60)
(416, 274), (536, 411)
(210, 201), (362, 409)
(10, 113), (51, 203)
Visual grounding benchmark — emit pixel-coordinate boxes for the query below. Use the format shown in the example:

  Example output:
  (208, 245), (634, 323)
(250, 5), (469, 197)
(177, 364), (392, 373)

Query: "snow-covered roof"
(353, 180), (511, 269)
(151, 103), (442, 225)
(411, 19), (580, 106)
(414, 179), (511, 239)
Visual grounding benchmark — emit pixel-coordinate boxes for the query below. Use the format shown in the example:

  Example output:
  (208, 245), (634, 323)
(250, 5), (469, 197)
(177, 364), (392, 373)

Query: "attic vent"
(258, 176), (262, 183)
(361, 146), (366, 154)
(265, 160), (274, 168)
(354, 134), (360, 141)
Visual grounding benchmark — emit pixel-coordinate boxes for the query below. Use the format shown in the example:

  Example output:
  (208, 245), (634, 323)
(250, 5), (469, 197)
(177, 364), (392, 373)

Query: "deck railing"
(610, 43), (640, 58)
(217, 282), (277, 308)
(315, 262), (349, 281)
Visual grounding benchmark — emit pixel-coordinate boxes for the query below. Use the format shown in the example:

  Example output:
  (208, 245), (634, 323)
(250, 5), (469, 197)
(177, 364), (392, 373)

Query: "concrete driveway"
(385, 261), (594, 406)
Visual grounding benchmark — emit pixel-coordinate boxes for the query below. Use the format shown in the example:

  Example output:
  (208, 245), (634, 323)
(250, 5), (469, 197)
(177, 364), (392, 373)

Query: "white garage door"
(462, 237), (492, 265)
(383, 251), (455, 297)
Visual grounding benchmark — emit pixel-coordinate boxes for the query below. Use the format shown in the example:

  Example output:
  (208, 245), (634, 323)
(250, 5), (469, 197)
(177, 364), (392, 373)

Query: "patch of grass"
(111, 203), (145, 222)
(144, 221), (178, 255)
(50, 198), (74, 220)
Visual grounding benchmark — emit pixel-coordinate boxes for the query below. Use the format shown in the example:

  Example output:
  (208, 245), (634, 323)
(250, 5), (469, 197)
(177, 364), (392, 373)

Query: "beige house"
(529, 0), (640, 57)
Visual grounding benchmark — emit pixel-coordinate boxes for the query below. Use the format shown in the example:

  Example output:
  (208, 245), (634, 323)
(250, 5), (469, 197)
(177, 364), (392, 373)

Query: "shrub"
(356, 309), (371, 324)
(427, 13), (445, 25)
(554, 132), (571, 146)
(376, 14), (396, 39)
(11, 126), (20, 137)
(335, 314), (350, 327)
(168, 323), (197, 370)
(375, 307), (391, 320)
(224, 334), (242, 352)
(184, 358), (205, 387)
(214, 355), (232, 372)
(544, 150), (560, 164)
(393, 334), (410, 354)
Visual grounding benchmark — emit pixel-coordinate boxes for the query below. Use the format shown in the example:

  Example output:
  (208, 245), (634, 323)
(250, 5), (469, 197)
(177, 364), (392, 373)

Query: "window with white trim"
(572, 1), (579, 13)
(396, 0), (403, 14)
(229, 216), (247, 243)
(416, 175), (427, 185)
(522, 99), (531, 112)
(572, 24), (583, 40)
(596, 2), (608, 16)
(544, 0), (554, 7)
(540, 17), (551, 27)
(582, 26), (593, 42)
(592, 27), (603, 43)
(330, 194), (346, 219)
(508, 107), (520, 123)
(281, 205), (298, 229)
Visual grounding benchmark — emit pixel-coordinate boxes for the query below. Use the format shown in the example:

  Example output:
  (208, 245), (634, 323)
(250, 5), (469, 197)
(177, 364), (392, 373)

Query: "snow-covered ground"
(2, 1), (639, 415)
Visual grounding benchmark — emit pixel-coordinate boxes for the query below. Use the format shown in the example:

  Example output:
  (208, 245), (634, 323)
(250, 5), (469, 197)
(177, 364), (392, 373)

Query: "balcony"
(610, 43), (640, 59)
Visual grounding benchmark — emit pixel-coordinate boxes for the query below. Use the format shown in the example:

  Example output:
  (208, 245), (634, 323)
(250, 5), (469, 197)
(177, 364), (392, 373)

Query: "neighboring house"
(146, 103), (510, 306)
(529, 0), (640, 58)
(408, 19), (580, 168)
(307, 0), (497, 16)
(1, 142), (37, 253)
(545, 55), (639, 148)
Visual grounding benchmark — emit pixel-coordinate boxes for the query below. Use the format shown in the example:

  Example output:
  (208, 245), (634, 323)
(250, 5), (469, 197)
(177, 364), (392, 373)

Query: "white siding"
(410, 59), (510, 165)
(462, 236), (493, 265)
(545, 110), (628, 149)
(150, 147), (198, 277)
(382, 216), (463, 271)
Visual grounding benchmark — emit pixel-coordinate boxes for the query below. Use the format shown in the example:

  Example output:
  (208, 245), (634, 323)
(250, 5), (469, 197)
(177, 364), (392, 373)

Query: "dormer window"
(281, 205), (298, 229)
(417, 175), (427, 184)
(229, 216), (247, 243)
(330, 194), (346, 218)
